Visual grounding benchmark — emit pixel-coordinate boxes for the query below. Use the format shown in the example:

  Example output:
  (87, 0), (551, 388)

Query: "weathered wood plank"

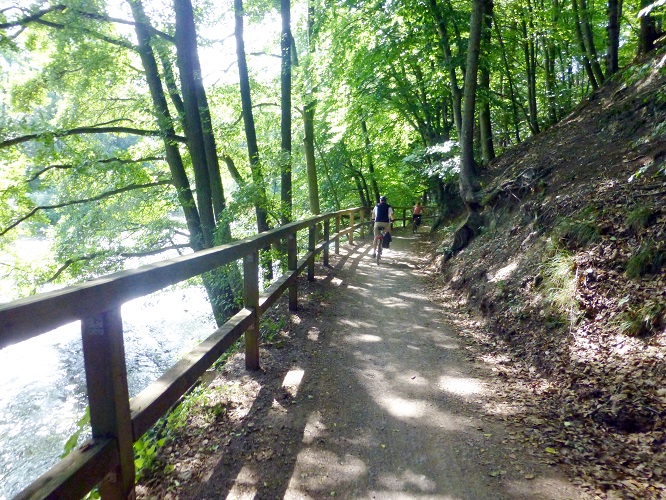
(243, 251), (260, 370)
(0, 210), (355, 349)
(81, 310), (135, 498)
(130, 308), (253, 439)
(14, 438), (118, 500)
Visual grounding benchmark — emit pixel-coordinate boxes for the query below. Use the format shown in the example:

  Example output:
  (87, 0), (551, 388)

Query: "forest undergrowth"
(431, 51), (666, 498)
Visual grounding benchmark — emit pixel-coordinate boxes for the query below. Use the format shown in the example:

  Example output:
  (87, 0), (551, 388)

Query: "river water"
(0, 284), (217, 499)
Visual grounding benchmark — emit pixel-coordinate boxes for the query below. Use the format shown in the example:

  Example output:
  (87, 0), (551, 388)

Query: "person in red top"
(412, 202), (424, 230)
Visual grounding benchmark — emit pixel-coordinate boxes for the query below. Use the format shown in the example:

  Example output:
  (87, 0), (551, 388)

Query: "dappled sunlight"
(397, 291), (424, 300)
(307, 326), (320, 341)
(488, 260), (519, 283)
(504, 476), (577, 498)
(282, 368), (305, 397)
(286, 450), (367, 492)
(376, 395), (470, 430)
(301, 410), (326, 445)
(226, 464), (258, 499)
(377, 296), (410, 308)
(438, 375), (485, 396)
(351, 333), (383, 343)
(377, 469), (437, 493)
(338, 318), (378, 330)
(379, 395), (427, 418)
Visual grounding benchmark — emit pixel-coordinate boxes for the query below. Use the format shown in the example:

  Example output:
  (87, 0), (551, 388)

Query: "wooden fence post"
(81, 310), (135, 500)
(308, 224), (316, 281)
(323, 218), (330, 266)
(403, 208), (407, 227)
(359, 209), (365, 239)
(335, 215), (341, 254)
(243, 251), (260, 370)
(288, 233), (298, 311)
(348, 212), (355, 245)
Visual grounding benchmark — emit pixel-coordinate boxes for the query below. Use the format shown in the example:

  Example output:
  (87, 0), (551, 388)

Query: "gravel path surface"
(164, 229), (582, 499)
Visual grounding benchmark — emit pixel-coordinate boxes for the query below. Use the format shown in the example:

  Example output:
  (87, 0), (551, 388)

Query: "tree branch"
(1, 126), (186, 149)
(26, 156), (166, 182)
(43, 243), (191, 284)
(1, 179), (172, 237)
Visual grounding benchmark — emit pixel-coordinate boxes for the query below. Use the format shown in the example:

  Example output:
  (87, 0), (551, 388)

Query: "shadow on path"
(178, 229), (581, 500)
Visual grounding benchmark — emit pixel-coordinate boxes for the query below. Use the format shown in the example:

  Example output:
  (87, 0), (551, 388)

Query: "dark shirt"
(375, 203), (392, 222)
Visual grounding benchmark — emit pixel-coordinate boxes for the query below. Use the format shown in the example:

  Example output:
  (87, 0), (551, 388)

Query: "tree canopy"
(0, 0), (663, 300)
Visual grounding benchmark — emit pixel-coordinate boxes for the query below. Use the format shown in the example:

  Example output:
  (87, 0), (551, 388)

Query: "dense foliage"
(0, 0), (663, 300)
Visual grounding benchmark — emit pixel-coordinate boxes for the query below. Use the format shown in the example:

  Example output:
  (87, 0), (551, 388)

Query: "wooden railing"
(0, 207), (368, 500)
(390, 206), (436, 228)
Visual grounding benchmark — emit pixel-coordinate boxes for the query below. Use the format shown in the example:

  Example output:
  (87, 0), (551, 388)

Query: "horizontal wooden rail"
(1, 207), (363, 500)
(14, 439), (118, 500)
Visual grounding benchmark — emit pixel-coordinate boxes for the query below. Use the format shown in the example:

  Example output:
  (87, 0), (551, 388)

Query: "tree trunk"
(234, 0), (270, 235)
(579, 0), (605, 84)
(304, 102), (320, 214)
(174, 0), (228, 231)
(478, 0), (495, 163)
(494, 18), (521, 143)
(353, 175), (368, 208)
(131, 0), (237, 325)
(606, 0), (620, 75)
(174, 0), (215, 248)
(459, 0), (485, 209)
(572, 0), (599, 89)
(427, 0), (463, 136)
(638, 0), (658, 55)
(303, 0), (320, 215)
(280, 0), (292, 225)
(128, 0), (203, 250)
(360, 120), (380, 202)
(521, 3), (540, 135)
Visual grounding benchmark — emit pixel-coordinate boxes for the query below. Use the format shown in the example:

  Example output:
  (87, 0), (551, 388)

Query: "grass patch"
(617, 300), (665, 337)
(541, 251), (578, 317)
(626, 242), (666, 278)
(553, 211), (601, 249)
(626, 205), (656, 233)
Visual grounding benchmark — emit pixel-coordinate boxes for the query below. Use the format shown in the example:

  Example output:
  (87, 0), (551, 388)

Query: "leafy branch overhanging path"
(141, 229), (584, 499)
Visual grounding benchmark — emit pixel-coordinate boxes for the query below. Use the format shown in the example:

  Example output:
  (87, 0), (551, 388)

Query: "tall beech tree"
(280, 0), (292, 224)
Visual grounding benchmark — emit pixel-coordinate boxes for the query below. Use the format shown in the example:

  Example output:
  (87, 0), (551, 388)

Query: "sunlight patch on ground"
(351, 333), (383, 343)
(377, 469), (437, 493)
(377, 297), (410, 308)
(286, 450), (367, 494)
(379, 396), (427, 418)
(307, 326), (320, 341)
(488, 260), (518, 282)
(282, 368), (305, 397)
(504, 476), (576, 498)
(438, 375), (485, 396)
(338, 318), (377, 329)
(227, 464), (258, 499)
(301, 411), (325, 445)
(397, 291), (424, 300)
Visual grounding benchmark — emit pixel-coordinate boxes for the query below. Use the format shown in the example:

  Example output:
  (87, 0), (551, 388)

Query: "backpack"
(382, 232), (392, 248)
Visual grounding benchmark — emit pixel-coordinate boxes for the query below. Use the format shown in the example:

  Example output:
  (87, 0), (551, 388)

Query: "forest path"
(148, 228), (583, 499)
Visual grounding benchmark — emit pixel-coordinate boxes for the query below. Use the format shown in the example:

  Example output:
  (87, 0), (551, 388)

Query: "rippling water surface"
(0, 285), (216, 499)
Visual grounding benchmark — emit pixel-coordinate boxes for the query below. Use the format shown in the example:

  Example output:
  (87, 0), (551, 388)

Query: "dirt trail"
(144, 229), (585, 499)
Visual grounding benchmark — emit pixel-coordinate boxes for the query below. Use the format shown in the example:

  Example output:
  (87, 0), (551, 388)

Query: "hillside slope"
(433, 52), (666, 497)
